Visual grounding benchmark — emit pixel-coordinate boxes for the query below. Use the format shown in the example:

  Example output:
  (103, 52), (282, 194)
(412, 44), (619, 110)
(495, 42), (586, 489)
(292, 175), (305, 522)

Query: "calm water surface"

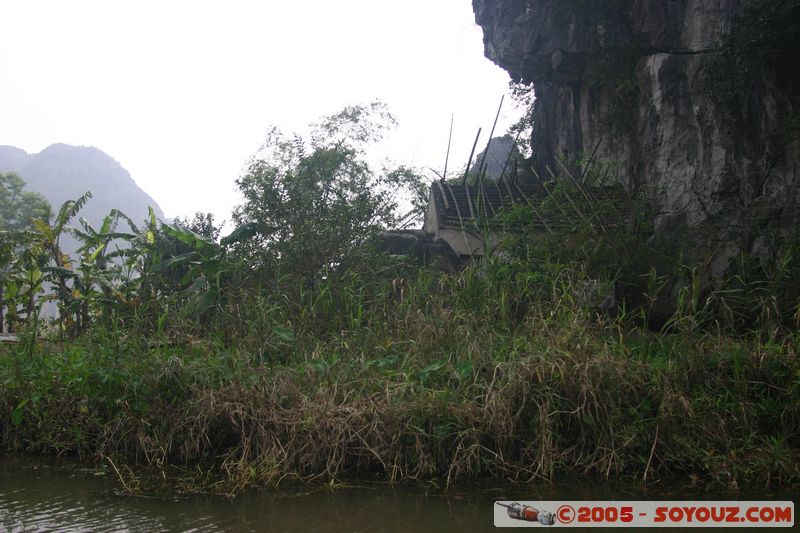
(0, 455), (793, 532)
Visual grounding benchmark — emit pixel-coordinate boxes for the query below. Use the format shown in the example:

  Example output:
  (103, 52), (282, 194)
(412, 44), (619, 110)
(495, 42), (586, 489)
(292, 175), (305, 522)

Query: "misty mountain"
(468, 134), (524, 181)
(0, 143), (164, 255)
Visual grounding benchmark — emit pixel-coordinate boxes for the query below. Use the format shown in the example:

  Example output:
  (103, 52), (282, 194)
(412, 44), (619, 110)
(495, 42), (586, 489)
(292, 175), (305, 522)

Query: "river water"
(0, 455), (793, 532)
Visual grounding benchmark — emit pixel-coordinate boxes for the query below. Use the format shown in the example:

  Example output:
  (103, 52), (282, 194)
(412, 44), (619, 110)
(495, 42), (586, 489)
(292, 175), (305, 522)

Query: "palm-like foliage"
(28, 192), (93, 335)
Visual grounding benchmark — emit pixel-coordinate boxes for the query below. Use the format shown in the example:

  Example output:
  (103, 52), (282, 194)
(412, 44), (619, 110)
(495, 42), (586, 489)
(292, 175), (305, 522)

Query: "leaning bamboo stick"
(476, 95), (505, 182)
(442, 114), (454, 181)
(532, 166), (570, 220)
(555, 157), (607, 232)
(434, 180), (450, 210)
(498, 132), (521, 185)
(502, 172), (518, 204)
(580, 139), (602, 183)
(495, 131), (523, 208)
(465, 183), (477, 221)
(478, 163), (497, 218)
(513, 182), (554, 234)
(546, 164), (589, 225)
(461, 128), (482, 185)
(492, 172), (506, 210)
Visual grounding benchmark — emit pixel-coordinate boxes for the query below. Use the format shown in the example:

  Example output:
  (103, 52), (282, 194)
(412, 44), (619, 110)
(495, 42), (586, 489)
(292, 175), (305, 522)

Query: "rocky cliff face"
(474, 0), (800, 282)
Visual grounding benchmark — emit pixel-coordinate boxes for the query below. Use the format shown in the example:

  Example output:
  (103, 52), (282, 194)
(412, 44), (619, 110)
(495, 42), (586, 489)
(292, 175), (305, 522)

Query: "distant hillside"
(468, 134), (523, 181)
(0, 143), (164, 254)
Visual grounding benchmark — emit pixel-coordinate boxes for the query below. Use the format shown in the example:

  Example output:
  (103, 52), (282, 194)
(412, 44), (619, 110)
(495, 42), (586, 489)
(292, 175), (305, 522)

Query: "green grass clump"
(2, 262), (798, 494)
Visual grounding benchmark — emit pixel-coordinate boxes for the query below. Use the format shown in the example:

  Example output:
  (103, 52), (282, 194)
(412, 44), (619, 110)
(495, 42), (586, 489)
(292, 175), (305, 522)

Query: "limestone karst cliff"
(473, 0), (800, 282)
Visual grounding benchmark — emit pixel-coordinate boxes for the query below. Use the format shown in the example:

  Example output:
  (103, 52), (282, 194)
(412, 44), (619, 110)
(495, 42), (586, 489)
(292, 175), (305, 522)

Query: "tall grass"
(2, 258), (798, 493)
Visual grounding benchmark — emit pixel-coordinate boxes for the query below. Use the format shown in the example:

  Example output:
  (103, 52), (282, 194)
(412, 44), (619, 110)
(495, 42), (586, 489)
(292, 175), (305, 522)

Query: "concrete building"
(422, 180), (543, 259)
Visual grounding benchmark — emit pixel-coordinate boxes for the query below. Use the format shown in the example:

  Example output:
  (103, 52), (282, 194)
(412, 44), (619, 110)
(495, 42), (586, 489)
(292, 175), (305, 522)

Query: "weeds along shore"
(2, 264), (798, 493)
(1, 106), (799, 494)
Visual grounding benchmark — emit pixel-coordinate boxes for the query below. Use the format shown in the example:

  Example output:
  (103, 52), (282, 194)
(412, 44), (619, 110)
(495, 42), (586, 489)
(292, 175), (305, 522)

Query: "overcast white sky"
(0, 0), (520, 225)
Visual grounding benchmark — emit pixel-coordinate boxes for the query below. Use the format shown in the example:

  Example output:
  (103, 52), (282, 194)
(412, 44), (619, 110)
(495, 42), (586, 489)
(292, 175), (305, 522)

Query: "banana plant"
(68, 210), (137, 331)
(90, 206), (181, 328)
(14, 242), (47, 343)
(154, 221), (224, 319)
(108, 207), (162, 323)
(0, 230), (15, 332)
(30, 192), (92, 336)
(0, 231), (47, 335)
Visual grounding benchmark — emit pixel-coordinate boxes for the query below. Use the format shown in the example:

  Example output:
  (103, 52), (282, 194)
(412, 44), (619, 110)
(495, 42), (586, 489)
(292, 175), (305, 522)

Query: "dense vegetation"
(1, 104), (798, 495)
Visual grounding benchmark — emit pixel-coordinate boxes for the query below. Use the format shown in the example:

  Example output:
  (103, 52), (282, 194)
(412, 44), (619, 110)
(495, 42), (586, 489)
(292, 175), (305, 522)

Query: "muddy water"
(0, 455), (792, 532)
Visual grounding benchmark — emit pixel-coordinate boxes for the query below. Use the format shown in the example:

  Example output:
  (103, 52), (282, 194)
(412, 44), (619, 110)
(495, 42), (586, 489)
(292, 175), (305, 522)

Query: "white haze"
(0, 0), (521, 227)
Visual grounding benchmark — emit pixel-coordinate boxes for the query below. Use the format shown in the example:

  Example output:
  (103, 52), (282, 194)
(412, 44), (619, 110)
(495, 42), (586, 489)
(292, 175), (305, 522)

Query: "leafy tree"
(227, 101), (426, 284)
(0, 172), (51, 232)
(0, 173), (51, 332)
(175, 212), (221, 242)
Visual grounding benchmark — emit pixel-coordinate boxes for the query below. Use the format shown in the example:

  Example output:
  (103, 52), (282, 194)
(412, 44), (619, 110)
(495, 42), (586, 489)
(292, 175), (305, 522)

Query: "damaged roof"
(428, 180), (631, 233)
(430, 180), (541, 228)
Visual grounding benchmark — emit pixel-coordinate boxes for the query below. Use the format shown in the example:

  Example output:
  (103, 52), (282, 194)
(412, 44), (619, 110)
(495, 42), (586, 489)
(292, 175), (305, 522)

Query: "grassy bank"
(2, 263), (798, 493)
(2, 104), (797, 495)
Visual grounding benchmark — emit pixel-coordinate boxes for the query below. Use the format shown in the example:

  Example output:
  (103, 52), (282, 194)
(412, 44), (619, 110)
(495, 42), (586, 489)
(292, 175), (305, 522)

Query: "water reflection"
(0, 455), (793, 532)
(1, 457), (492, 532)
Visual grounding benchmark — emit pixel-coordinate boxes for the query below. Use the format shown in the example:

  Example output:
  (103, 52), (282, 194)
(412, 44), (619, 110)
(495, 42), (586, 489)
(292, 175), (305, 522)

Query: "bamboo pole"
(476, 95), (505, 185)
(532, 166), (571, 220)
(513, 182), (554, 235)
(461, 128), (482, 185)
(546, 164), (589, 225)
(442, 114), (454, 182)
(465, 183), (476, 221)
(580, 139), (603, 183)
(498, 132), (521, 185)
(555, 157), (607, 232)
(434, 180), (450, 210)
(476, 163), (496, 219)
(495, 131), (523, 208)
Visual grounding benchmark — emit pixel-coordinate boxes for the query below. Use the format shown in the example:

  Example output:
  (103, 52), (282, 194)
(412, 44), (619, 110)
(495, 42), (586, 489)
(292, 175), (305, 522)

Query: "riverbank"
(2, 267), (798, 494)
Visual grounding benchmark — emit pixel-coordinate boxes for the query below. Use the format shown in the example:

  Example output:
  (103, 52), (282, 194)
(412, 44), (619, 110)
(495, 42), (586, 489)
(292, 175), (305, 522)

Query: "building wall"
(439, 228), (502, 258)
(423, 188), (502, 258)
(423, 196), (439, 236)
